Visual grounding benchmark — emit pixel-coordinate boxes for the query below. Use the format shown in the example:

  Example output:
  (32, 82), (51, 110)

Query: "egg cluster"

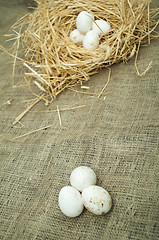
(58, 166), (112, 217)
(70, 11), (111, 50)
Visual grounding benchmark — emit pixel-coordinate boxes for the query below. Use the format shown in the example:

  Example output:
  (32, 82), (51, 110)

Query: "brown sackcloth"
(0, 1), (159, 239)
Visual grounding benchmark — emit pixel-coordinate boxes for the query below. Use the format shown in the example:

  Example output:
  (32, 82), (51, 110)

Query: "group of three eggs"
(59, 166), (112, 217)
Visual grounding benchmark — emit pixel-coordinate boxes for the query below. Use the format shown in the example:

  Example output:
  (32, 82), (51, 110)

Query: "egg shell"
(58, 186), (84, 217)
(70, 166), (97, 192)
(82, 185), (112, 215)
(70, 29), (85, 43)
(76, 11), (94, 34)
(92, 19), (111, 35)
(83, 30), (99, 50)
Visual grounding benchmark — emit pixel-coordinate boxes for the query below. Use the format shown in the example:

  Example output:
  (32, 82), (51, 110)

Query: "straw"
(3, 0), (159, 105)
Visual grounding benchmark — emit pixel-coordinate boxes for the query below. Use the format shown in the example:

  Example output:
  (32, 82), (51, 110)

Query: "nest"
(6, 0), (159, 104)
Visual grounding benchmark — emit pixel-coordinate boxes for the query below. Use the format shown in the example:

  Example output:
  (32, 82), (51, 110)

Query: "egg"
(58, 186), (84, 217)
(76, 11), (94, 34)
(82, 185), (112, 215)
(83, 30), (99, 50)
(92, 19), (111, 35)
(70, 166), (97, 192)
(70, 29), (85, 43)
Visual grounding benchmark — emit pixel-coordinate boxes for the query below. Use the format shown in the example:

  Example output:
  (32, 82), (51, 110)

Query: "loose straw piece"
(0, 99), (13, 108)
(138, 61), (153, 77)
(134, 41), (153, 76)
(0, 124), (53, 141)
(81, 86), (90, 89)
(98, 68), (111, 98)
(29, 104), (85, 113)
(0, 134), (12, 141)
(68, 87), (99, 96)
(57, 105), (62, 126)
(12, 27), (21, 87)
(13, 95), (44, 125)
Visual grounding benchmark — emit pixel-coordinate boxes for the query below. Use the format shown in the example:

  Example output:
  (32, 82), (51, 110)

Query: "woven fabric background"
(0, 1), (159, 239)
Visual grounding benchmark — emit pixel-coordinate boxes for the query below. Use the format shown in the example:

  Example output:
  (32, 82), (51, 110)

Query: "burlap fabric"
(0, 1), (159, 239)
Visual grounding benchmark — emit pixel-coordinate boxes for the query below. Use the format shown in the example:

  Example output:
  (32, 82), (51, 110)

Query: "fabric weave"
(0, 1), (159, 239)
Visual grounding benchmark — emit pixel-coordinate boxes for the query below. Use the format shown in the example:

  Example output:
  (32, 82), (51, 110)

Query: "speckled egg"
(82, 185), (112, 215)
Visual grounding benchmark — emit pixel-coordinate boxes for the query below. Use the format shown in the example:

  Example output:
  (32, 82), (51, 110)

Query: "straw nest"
(6, 0), (159, 104)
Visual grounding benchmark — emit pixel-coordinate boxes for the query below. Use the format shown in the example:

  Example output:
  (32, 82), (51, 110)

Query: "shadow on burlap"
(0, 1), (159, 239)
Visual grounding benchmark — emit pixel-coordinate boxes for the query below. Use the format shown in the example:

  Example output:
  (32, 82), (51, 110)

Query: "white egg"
(58, 186), (84, 217)
(70, 29), (85, 43)
(92, 19), (111, 35)
(70, 166), (97, 192)
(83, 30), (99, 50)
(76, 11), (94, 34)
(82, 185), (112, 215)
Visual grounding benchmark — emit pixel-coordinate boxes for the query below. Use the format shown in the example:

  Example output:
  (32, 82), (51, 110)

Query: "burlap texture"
(0, 1), (159, 239)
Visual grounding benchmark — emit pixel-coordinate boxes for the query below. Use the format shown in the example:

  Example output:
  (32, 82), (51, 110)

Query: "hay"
(5, 0), (159, 104)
